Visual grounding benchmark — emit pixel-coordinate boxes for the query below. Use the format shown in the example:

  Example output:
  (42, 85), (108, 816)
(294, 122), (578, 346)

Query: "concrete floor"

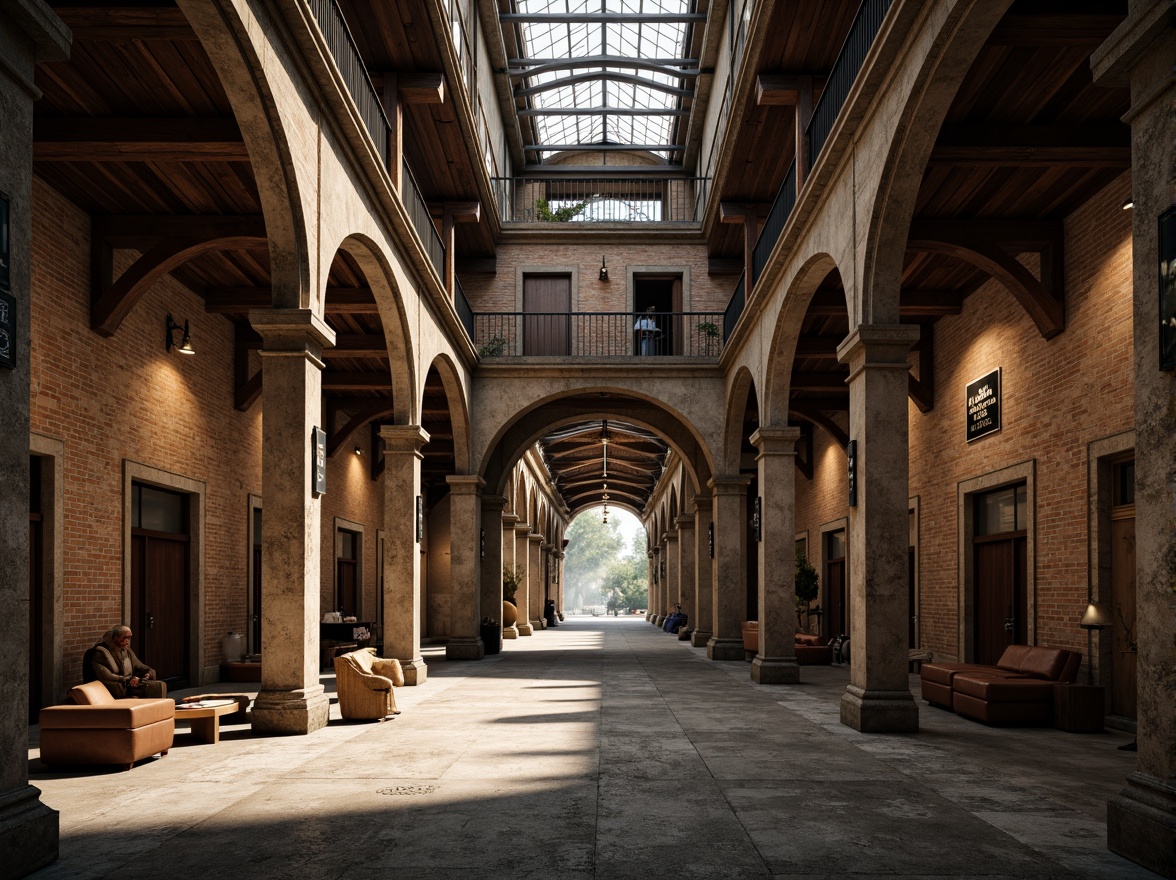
(26, 616), (1158, 879)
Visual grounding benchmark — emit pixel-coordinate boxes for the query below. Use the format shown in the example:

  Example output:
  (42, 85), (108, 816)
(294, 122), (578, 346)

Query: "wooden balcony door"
(523, 274), (570, 355)
(130, 483), (191, 686)
(972, 484), (1027, 665)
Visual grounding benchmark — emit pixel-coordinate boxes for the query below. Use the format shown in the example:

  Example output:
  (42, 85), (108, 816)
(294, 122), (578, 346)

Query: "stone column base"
(517, 623), (534, 636)
(690, 630), (712, 648)
(751, 656), (800, 684)
(707, 637), (745, 661)
(251, 685), (330, 735)
(531, 618), (546, 631)
(655, 615), (666, 626)
(0, 785), (58, 877)
(839, 685), (919, 732)
(1107, 772), (1176, 878)
(400, 658), (428, 686)
(502, 625), (520, 640)
(645, 613), (654, 622)
(445, 637), (485, 661)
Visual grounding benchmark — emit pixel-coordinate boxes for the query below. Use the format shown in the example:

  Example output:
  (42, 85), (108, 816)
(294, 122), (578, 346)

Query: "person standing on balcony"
(635, 306), (660, 356)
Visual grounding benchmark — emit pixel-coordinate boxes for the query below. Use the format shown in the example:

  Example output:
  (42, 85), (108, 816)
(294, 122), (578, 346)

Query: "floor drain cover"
(377, 785), (436, 797)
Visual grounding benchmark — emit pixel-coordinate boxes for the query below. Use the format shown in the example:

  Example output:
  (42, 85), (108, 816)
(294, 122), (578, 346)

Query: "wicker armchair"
(334, 648), (404, 720)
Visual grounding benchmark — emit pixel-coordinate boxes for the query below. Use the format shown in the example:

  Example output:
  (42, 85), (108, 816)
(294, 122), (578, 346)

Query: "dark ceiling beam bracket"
(233, 325), (262, 412)
(327, 400), (396, 457)
(91, 217), (267, 336)
(908, 325), (934, 413)
(788, 404), (849, 450)
(755, 74), (826, 106)
(908, 225), (1065, 339)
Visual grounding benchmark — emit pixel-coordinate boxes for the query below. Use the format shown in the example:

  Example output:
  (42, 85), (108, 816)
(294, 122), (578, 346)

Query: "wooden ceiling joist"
(788, 403), (849, 450)
(322, 371), (393, 391)
(204, 287), (379, 315)
(327, 400), (396, 457)
(34, 118), (247, 162)
(929, 124), (1130, 168)
(52, 7), (195, 42)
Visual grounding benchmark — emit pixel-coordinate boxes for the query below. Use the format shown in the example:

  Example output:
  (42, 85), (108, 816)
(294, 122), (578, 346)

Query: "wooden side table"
(1053, 684), (1106, 732)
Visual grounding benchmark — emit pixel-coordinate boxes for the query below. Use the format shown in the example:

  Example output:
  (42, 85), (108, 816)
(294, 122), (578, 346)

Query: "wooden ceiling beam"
(34, 118), (246, 162)
(789, 372), (850, 392)
(322, 372), (393, 391)
(788, 404), (849, 450)
(93, 215), (265, 248)
(755, 74), (825, 106)
(204, 287), (379, 314)
(804, 290), (966, 317)
(930, 124), (1130, 168)
(988, 13), (1125, 46)
(52, 7), (195, 41)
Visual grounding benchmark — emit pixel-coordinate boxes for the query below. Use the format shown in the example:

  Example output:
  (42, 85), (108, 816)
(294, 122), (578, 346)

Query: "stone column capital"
(528, 533), (544, 544)
(836, 324), (920, 377)
(513, 522), (531, 534)
(663, 530), (678, 544)
(481, 494), (508, 512)
(675, 514), (696, 530)
(252, 308), (337, 365)
(691, 490), (712, 512)
(380, 425), (430, 456)
(708, 474), (753, 495)
(750, 426), (802, 457)
(502, 512), (520, 525)
(446, 474), (486, 494)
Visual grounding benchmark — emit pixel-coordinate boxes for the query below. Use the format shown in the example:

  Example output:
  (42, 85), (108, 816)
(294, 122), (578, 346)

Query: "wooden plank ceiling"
(539, 420), (667, 516)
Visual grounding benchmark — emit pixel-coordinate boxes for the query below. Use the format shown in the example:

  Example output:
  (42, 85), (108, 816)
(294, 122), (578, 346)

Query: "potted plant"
(795, 549), (820, 629)
(534, 196), (592, 222)
(697, 321), (721, 356)
(502, 565), (522, 630)
(478, 335), (508, 358)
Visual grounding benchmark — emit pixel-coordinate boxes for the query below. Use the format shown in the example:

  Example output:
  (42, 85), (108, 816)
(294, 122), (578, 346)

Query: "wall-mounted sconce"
(1122, 196), (1134, 210)
(165, 314), (194, 355)
(354, 445), (363, 456)
(599, 256), (609, 282)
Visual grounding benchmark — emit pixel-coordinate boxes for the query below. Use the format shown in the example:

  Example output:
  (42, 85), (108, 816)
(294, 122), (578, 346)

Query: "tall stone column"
(750, 427), (801, 684)
(652, 547), (664, 624)
(646, 551), (657, 622)
(676, 514), (696, 632)
(708, 476), (752, 660)
(691, 492), (714, 647)
(515, 525), (533, 636)
(380, 425), (430, 685)
(481, 495), (506, 639)
(249, 310), (335, 733)
(1094, 7), (1176, 874)
(664, 530), (679, 615)
(446, 475), (485, 660)
(553, 548), (565, 615)
(836, 325), (920, 732)
(529, 533), (545, 630)
(501, 512), (520, 637)
(0, 4), (68, 872)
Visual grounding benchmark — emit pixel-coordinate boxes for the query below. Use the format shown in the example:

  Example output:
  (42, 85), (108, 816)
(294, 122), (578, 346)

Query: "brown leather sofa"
(741, 622), (833, 665)
(39, 680), (174, 770)
(920, 644), (1081, 725)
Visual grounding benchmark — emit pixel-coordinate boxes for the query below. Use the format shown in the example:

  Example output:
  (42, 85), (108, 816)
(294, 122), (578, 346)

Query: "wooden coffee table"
(175, 699), (238, 744)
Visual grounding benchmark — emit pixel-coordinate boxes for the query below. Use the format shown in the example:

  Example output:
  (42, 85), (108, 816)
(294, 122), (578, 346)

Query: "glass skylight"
(510, 0), (694, 161)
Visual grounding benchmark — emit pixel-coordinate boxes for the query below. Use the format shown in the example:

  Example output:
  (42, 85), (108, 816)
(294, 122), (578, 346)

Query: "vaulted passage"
(32, 616), (1144, 879)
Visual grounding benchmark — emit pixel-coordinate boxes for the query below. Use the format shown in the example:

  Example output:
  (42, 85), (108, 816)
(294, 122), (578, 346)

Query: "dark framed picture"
(311, 427), (327, 496)
(415, 495), (423, 542)
(0, 193), (9, 291)
(965, 368), (1002, 442)
(1160, 207), (1176, 371)
(0, 289), (14, 370)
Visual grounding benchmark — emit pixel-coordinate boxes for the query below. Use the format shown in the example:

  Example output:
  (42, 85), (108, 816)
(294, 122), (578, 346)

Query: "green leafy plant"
(696, 321), (720, 338)
(795, 549), (820, 628)
(535, 196), (591, 222)
(478, 335), (508, 358)
(502, 565), (522, 605)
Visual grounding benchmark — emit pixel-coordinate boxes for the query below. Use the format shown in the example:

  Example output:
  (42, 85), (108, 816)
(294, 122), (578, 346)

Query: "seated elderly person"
(88, 625), (168, 699)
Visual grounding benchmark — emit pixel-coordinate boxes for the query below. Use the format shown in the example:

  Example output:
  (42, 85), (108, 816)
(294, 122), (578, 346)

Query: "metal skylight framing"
(505, 0), (697, 162)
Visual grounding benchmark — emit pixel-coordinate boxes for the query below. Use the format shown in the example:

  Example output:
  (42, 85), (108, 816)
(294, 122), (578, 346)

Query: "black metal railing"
(454, 276), (475, 340)
(807, 0), (894, 168)
(751, 160), (797, 288)
(308, 0), (389, 165)
(401, 159), (445, 279)
(473, 312), (725, 358)
(723, 273), (745, 343)
(490, 178), (710, 223)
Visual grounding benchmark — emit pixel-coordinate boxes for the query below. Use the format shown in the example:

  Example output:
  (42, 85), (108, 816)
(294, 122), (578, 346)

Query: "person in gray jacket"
(88, 625), (167, 699)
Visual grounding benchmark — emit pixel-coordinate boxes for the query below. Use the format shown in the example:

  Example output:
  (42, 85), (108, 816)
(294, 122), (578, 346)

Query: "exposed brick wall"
(794, 173), (1134, 662)
(30, 177), (385, 689)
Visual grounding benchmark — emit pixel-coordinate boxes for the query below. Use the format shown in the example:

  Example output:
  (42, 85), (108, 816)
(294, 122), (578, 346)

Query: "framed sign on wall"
(312, 427), (327, 495)
(0, 193), (9, 291)
(1160, 207), (1176, 371)
(966, 368), (1002, 442)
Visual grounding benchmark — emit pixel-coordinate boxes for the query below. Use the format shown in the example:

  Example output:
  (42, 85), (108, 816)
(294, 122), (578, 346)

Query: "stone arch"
(669, 486), (679, 523)
(860, 1), (1015, 324)
(479, 394), (714, 519)
(763, 252), (843, 426)
(334, 233), (417, 424)
(180, 1), (313, 309)
(723, 368), (760, 474)
(422, 354), (471, 474)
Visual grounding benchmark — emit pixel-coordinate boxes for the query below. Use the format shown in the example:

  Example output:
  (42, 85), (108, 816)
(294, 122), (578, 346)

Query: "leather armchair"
(335, 648), (404, 720)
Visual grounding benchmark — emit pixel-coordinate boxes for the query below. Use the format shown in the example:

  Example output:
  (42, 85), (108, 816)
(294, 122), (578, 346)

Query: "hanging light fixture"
(601, 484), (609, 525)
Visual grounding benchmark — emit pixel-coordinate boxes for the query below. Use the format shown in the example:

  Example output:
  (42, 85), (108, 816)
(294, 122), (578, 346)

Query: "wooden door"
(523, 275), (570, 355)
(825, 528), (846, 639)
(131, 532), (190, 684)
(973, 535), (1026, 664)
(252, 544), (262, 653)
(1111, 514), (1136, 719)
(908, 547), (916, 649)
(28, 512), (43, 724)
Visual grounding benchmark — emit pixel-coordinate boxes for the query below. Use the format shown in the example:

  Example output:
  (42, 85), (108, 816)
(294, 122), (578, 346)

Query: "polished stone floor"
(27, 616), (1158, 879)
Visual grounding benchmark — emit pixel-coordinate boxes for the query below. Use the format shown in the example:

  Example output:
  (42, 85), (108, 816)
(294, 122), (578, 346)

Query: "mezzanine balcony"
(472, 310), (725, 359)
